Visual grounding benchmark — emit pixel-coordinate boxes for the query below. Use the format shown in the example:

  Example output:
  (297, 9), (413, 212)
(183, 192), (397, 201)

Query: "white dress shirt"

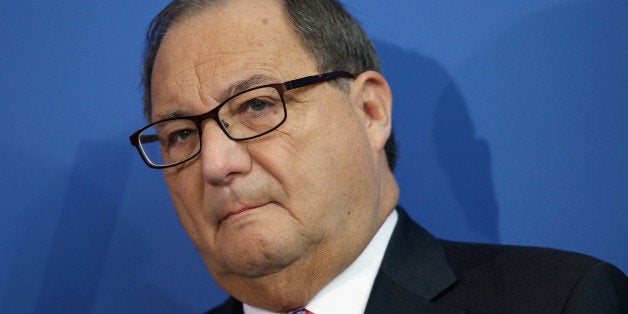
(244, 209), (399, 314)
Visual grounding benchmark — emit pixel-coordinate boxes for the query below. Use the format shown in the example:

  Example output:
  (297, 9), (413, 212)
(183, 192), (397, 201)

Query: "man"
(130, 0), (628, 313)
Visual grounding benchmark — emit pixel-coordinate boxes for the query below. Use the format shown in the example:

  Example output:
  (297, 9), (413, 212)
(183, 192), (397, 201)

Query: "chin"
(215, 247), (301, 279)
(211, 229), (307, 279)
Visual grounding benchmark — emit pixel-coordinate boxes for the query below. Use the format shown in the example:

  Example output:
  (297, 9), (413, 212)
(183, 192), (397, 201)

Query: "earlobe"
(353, 70), (393, 153)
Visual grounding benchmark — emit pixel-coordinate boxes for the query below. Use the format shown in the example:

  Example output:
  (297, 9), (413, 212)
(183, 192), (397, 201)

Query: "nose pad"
(199, 120), (251, 185)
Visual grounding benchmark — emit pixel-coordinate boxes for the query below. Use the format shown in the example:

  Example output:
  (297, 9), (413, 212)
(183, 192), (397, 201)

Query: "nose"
(199, 120), (252, 185)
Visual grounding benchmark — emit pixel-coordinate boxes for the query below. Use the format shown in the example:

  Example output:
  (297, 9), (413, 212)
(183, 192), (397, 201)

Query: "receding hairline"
(148, 0), (323, 122)
(150, 0), (320, 90)
(163, 0), (293, 39)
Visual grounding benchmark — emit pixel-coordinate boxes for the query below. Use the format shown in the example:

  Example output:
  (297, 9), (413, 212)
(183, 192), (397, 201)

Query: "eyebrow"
(154, 109), (191, 122)
(154, 74), (280, 122)
(218, 74), (278, 101)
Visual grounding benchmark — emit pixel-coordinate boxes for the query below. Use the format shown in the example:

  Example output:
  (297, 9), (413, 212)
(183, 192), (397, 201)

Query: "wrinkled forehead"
(155, 0), (297, 75)
(150, 0), (316, 119)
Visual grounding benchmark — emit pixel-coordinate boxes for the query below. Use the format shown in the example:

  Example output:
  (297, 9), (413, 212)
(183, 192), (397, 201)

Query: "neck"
(217, 238), (358, 312)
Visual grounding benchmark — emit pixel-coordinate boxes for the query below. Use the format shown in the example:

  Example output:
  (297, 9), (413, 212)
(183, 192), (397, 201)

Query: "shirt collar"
(244, 209), (399, 314)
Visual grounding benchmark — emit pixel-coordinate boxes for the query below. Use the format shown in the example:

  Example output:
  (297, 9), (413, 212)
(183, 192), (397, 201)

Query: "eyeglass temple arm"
(284, 71), (354, 91)
(139, 134), (159, 144)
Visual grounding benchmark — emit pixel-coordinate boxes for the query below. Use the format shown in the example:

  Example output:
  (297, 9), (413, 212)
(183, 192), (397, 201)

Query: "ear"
(352, 70), (393, 153)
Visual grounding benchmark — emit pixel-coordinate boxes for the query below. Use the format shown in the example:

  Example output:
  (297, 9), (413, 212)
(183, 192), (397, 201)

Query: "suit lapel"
(365, 208), (464, 313)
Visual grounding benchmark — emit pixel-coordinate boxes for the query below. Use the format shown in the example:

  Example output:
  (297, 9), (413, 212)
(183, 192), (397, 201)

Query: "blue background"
(1, 1), (626, 312)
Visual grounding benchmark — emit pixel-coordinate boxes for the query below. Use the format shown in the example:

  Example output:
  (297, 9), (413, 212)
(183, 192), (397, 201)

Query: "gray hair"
(141, 0), (397, 170)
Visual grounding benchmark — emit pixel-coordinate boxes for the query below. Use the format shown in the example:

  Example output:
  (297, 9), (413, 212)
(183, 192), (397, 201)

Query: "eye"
(235, 98), (280, 120)
(246, 99), (272, 112)
(168, 128), (196, 145)
(219, 86), (284, 135)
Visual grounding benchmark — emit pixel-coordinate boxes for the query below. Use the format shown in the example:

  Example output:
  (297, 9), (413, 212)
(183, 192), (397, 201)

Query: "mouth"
(220, 202), (269, 223)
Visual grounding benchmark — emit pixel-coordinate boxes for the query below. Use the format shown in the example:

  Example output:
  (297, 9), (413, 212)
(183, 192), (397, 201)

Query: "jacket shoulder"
(435, 240), (628, 312)
(440, 240), (600, 276)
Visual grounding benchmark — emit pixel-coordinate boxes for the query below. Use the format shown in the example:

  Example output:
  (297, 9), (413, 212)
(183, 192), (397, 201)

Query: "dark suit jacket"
(208, 208), (628, 313)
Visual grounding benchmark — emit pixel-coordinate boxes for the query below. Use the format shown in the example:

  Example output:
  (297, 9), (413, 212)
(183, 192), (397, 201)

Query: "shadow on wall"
(1, 142), (127, 313)
(375, 40), (500, 243)
(1, 142), (192, 313)
(456, 1), (628, 270)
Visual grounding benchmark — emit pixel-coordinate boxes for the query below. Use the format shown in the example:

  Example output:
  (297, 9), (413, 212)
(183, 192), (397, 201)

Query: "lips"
(219, 202), (269, 222)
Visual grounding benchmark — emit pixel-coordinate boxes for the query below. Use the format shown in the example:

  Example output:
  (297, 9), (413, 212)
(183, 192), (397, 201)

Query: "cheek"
(300, 102), (377, 204)
(164, 165), (203, 205)
(254, 102), (371, 210)
(163, 165), (209, 244)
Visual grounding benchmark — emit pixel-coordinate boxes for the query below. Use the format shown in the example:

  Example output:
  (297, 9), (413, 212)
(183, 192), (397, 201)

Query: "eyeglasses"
(130, 71), (354, 169)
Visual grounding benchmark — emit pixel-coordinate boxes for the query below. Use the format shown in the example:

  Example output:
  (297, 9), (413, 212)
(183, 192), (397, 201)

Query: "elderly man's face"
(150, 0), (391, 301)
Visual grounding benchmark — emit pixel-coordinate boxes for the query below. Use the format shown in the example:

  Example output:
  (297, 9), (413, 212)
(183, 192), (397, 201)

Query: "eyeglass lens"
(138, 86), (286, 167)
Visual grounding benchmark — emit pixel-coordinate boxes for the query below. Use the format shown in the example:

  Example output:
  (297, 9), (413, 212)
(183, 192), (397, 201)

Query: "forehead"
(151, 0), (315, 117)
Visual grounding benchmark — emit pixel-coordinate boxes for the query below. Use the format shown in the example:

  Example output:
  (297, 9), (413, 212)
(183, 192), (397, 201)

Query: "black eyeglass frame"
(129, 71), (355, 169)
